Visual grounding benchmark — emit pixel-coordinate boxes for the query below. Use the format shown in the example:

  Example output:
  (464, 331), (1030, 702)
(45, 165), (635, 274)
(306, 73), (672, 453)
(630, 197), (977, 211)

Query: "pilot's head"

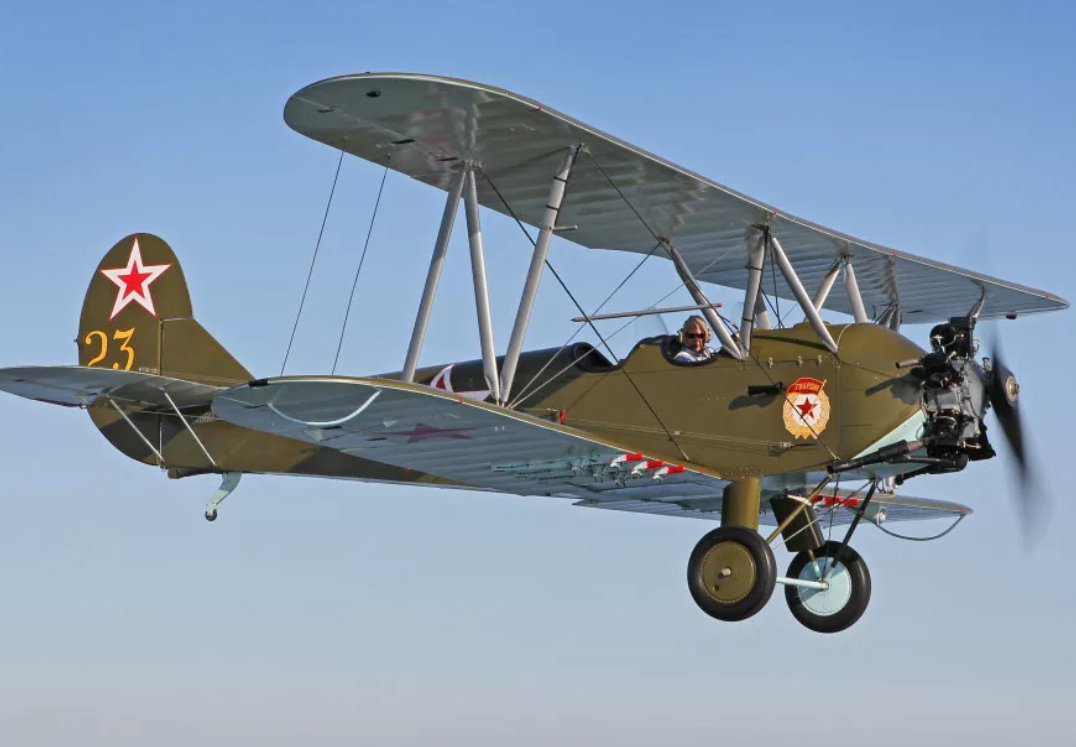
(678, 315), (711, 352)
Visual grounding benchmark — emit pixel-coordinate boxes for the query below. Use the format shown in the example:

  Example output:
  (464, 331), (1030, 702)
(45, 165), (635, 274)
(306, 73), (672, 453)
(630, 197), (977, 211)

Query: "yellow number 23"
(84, 328), (136, 370)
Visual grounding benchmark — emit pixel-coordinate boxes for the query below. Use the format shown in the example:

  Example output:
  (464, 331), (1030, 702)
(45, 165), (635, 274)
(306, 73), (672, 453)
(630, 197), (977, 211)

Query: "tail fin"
(78, 233), (250, 385)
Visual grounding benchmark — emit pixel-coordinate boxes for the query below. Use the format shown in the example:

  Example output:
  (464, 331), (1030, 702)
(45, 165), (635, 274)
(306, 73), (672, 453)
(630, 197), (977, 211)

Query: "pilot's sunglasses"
(685, 332), (705, 339)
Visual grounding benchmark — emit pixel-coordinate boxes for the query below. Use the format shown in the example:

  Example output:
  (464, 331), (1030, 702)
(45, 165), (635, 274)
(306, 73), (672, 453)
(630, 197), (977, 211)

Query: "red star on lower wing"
(796, 397), (816, 420)
(99, 237), (172, 319)
(376, 423), (476, 443)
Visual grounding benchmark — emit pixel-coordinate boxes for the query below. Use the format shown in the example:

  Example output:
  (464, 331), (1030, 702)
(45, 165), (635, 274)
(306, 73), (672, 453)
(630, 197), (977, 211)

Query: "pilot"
(673, 315), (715, 363)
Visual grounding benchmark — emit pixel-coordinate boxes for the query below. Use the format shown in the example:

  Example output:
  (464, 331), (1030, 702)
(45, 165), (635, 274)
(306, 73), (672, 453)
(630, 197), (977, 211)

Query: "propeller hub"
(1003, 374), (1020, 405)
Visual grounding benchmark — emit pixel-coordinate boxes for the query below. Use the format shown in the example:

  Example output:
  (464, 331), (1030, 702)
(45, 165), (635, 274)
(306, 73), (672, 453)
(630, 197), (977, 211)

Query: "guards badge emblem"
(782, 377), (831, 439)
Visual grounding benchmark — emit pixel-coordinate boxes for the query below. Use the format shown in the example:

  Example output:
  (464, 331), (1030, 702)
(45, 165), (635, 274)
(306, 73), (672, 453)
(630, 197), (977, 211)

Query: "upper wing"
(284, 73), (1068, 323)
(0, 365), (222, 409)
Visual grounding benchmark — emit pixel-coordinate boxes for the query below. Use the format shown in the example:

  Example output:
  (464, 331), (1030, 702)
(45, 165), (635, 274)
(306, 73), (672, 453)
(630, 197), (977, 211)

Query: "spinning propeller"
(984, 334), (1046, 544)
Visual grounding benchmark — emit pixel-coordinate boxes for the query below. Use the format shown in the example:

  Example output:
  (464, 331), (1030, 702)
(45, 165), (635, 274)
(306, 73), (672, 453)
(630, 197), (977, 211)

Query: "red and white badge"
(782, 377), (831, 439)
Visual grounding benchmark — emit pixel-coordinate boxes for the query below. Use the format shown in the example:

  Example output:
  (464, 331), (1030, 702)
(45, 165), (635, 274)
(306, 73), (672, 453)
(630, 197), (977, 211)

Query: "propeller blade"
(988, 346), (1026, 473)
(986, 337), (1047, 545)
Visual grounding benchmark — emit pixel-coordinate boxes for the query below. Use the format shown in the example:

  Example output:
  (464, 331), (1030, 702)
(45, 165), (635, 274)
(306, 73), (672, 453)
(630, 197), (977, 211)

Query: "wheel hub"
(796, 557), (853, 616)
(698, 541), (757, 604)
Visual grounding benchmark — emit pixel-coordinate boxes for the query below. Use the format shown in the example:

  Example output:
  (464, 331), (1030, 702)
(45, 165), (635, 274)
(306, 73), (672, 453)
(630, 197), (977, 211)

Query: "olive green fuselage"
(510, 322), (924, 478)
(91, 321), (925, 487)
(79, 234), (927, 488)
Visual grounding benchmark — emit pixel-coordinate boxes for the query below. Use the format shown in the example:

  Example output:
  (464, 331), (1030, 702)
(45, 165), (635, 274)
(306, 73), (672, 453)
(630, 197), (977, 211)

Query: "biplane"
(1, 73), (1067, 633)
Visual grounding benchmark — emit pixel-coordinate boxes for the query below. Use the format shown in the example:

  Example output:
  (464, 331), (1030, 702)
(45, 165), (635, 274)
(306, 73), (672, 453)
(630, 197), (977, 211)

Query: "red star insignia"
(377, 422), (476, 443)
(99, 237), (172, 319)
(796, 397), (816, 419)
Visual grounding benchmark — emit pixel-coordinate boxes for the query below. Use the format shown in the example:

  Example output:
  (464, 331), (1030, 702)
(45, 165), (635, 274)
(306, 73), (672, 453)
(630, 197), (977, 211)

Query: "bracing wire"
(509, 250), (733, 408)
(280, 149), (344, 376)
(582, 149), (841, 460)
(478, 167), (689, 459)
(332, 160), (390, 375)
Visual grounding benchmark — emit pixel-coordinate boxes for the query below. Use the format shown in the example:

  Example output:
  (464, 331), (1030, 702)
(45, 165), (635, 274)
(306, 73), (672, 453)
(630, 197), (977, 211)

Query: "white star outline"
(99, 237), (172, 319)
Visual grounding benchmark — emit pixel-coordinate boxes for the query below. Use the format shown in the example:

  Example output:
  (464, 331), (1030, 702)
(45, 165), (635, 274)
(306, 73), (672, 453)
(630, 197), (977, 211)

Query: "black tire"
(784, 541), (871, 634)
(687, 526), (777, 622)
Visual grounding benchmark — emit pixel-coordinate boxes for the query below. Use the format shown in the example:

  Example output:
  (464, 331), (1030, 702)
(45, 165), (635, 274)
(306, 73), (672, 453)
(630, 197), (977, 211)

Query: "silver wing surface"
(285, 73), (1067, 323)
(0, 366), (221, 409)
(583, 484), (971, 527)
(213, 376), (729, 502)
(213, 377), (969, 525)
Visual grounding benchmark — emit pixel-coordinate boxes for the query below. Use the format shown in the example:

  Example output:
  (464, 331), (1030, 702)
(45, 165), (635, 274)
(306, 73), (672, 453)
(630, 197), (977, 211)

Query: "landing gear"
(783, 541), (871, 634)
(687, 526), (777, 621)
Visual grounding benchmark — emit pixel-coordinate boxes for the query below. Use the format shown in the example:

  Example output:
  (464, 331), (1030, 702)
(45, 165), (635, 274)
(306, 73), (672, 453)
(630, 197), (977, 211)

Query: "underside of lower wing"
(212, 376), (970, 526)
(580, 484), (971, 528)
(212, 375), (730, 501)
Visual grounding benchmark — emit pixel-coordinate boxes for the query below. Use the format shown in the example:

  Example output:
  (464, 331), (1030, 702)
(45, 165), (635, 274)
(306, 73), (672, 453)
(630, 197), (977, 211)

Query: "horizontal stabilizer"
(0, 366), (223, 409)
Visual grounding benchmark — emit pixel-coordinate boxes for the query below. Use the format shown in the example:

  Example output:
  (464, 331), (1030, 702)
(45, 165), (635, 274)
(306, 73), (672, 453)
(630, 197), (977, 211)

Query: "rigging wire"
(509, 270), (677, 408)
(582, 149), (751, 339)
(759, 289), (781, 324)
(582, 149), (840, 460)
(504, 239), (662, 407)
(581, 149), (668, 248)
(509, 250), (733, 408)
(280, 149), (344, 376)
(331, 159), (390, 375)
(478, 167), (689, 460)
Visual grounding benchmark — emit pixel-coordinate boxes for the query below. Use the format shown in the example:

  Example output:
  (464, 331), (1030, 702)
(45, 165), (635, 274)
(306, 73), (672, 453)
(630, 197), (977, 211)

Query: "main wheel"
(784, 541), (871, 634)
(687, 526), (777, 621)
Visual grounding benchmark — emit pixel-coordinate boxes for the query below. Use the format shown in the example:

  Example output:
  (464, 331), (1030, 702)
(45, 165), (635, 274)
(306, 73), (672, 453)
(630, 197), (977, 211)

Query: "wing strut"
(813, 258), (844, 311)
(739, 235), (767, 351)
(402, 169), (465, 383)
(500, 146), (579, 403)
(843, 262), (870, 323)
(106, 397), (165, 466)
(161, 389), (218, 469)
(463, 167), (502, 403)
(878, 305), (902, 330)
(665, 244), (744, 359)
(768, 234), (840, 354)
(754, 293), (773, 330)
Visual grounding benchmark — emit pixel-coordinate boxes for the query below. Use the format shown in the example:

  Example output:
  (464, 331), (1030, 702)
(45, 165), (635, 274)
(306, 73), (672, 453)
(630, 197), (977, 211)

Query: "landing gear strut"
(687, 477), (776, 621)
(685, 476), (876, 632)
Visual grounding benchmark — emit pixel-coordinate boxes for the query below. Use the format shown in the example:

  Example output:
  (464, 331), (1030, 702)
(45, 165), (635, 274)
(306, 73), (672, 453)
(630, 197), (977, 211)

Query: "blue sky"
(1, 2), (1074, 745)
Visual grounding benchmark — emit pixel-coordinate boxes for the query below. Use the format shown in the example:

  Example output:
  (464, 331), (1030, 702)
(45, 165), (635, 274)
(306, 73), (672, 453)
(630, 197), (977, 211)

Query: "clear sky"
(2, 2), (1074, 745)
